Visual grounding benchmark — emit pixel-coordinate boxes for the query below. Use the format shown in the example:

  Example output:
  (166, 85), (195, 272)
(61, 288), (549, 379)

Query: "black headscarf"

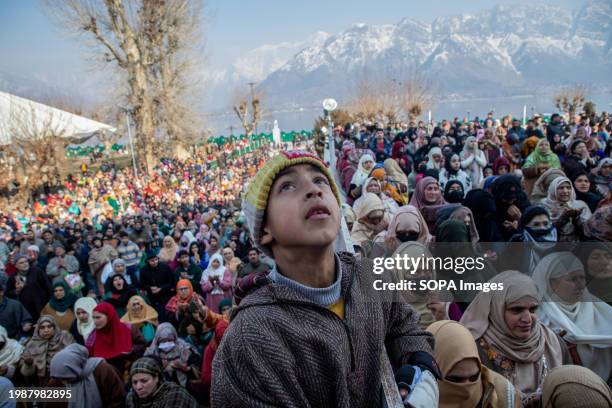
(568, 171), (603, 213)
(463, 189), (502, 242)
(443, 180), (464, 203)
(490, 174), (531, 240)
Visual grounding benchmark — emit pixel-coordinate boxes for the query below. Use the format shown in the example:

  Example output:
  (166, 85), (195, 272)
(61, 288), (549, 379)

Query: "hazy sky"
(0, 0), (591, 96)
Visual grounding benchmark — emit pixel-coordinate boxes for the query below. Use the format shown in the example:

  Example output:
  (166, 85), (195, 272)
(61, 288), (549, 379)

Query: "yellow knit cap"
(242, 150), (341, 256)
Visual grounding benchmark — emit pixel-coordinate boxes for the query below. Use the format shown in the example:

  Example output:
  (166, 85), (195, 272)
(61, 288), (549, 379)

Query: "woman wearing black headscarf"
(442, 180), (465, 204)
(490, 175), (531, 241)
(569, 171), (603, 213)
(499, 206), (558, 276)
(463, 189), (502, 242)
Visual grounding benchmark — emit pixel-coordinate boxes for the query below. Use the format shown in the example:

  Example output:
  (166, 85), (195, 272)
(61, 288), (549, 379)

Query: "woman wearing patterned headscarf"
(127, 356), (199, 408)
(460, 271), (569, 406)
(20, 315), (74, 385)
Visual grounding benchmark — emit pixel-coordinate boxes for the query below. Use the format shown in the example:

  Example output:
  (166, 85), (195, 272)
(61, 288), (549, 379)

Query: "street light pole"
(118, 105), (138, 178)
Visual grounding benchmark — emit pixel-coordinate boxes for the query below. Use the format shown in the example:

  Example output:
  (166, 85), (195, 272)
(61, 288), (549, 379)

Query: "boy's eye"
(314, 176), (329, 185)
(279, 182), (295, 192)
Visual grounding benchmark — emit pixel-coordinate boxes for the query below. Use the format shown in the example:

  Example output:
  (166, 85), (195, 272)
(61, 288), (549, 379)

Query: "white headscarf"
(532, 251), (612, 379)
(426, 147), (442, 170)
(201, 253), (225, 295)
(0, 325), (24, 366)
(74, 297), (97, 340)
(351, 154), (374, 187)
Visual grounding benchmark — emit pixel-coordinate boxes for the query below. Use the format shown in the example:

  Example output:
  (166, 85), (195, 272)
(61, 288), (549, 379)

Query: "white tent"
(0, 91), (116, 146)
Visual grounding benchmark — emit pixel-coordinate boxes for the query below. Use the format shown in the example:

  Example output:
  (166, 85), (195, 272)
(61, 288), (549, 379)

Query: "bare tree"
(346, 74), (400, 126)
(553, 85), (588, 118)
(398, 70), (436, 123)
(0, 101), (70, 208)
(232, 85), (263, 136)
(43, 0), (205, 172)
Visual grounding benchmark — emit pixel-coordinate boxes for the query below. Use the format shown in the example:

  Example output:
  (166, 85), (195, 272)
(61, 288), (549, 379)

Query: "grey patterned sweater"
(211, 252), (434, 407)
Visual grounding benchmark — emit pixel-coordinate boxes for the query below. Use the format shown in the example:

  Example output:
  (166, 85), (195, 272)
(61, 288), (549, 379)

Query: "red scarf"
(88, 302), (132, 359)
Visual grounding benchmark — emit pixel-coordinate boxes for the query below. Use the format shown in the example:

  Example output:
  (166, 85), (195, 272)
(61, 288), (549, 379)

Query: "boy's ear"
(260, 225), (273, 246)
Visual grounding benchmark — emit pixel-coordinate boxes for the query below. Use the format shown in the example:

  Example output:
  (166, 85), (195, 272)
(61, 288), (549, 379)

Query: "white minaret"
(272, 120), (281, 145)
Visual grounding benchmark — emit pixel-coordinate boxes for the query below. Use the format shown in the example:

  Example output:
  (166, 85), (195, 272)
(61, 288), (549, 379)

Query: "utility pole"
(247, 82), (257, 135)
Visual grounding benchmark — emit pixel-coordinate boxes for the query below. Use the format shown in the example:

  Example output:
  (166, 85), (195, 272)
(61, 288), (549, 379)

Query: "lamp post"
(118, 105), (138, 178)
(322, 98), (337, 170)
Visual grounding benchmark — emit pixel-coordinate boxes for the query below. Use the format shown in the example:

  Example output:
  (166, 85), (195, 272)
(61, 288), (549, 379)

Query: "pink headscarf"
(385, 205), (431, 244)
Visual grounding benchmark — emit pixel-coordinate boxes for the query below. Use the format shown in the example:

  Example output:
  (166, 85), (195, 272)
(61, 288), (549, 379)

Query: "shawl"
(426, 147), (442, 170)
(529, 168), (566, 203)
(370, 168), (405, 205)
(434, 205), (480, 243)
(409, 176), (446, 209)
(126, 380), (198, 408)
(350, 193), (389, 247)
(532, 252), (612, 379)
(350, 154), (374, 187)
(409, 176), (446, 230)
(121, 295), (159, 327)
(427, 320), (484, 408)
(383, 158), (408, 187)
(584, 205), (612, 242)
(49, 344), (104, 408)
(201, 254), (225, 295)
(49, 281), (77, 313)
(384, 205), (431, 245)
(25, 315), (74, 377)
(73, 297), (97, 340)
(165, 279), (195, 314)
(523, 139), (561, 170)
(460, 271), (564, 395)
(87, 302), (132, 359)
(0, 325), (24, 366)
(144, 323), (196, 387)
(540, 177), (592, 235)
(541, 365), (612, 408)
(158, 237), (178, 263)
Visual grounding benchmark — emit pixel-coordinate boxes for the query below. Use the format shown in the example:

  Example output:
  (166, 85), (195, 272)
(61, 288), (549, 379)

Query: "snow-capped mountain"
(258, 0), (612, 106)
(203, 31), (330, 106)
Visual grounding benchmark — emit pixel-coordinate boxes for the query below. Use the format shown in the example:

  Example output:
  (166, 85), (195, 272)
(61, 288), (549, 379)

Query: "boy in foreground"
(212, 150), (439, 407)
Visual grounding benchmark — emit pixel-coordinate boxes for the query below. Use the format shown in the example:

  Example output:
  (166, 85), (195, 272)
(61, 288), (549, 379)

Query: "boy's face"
(261, 164), (340, 253)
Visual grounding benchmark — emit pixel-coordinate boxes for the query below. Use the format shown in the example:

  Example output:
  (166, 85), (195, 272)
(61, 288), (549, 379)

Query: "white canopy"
(0, 91), (116, 146)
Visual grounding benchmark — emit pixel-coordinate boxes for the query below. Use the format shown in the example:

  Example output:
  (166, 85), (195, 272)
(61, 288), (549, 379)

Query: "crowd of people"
(0, 109), (610, 407)
(332, 110), (612, 406)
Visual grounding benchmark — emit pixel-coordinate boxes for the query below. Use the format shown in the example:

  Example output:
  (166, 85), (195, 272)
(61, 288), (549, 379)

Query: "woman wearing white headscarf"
(532, 252), (612, 381)
(0, 325), (24, 380)
(540, 176), (592, 242)
(48, 343), (126, 408)
(200, 253), (232, 313)
(460, 136), (487, 188)
(350, 193), (390, 248)
(426, 147), (443, 170)
(349, 154), (375, 200)
(69, 297), (97, 345)
(460, 271), (568, 406)
(352, 177), (399, 216)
